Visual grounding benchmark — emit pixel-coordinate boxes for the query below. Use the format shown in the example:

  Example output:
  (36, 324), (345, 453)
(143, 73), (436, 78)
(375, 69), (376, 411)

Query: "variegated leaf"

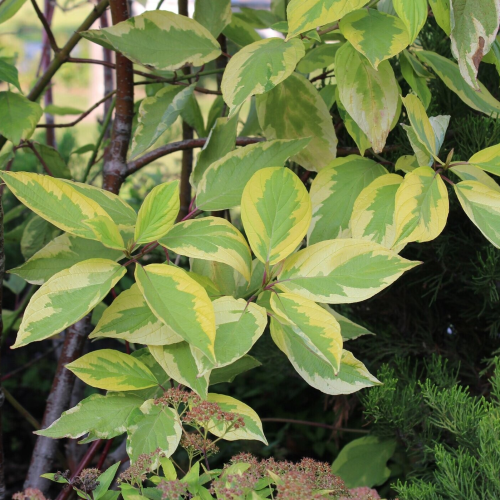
(270, 292), (342, 372)
(322, 304), (374, 341)
(89, 284), (183, 346)
(66, 349), (158, 391)
(308, 156), (388, 244)
(451, 164), (500, 192)
(469, 143), (500, 177)
(10, 233), (124, 285)
(191, 259), (243, 298)
(221, 37), (305, 112)
(393, 0), (427, 43)
(222, 12), (262, 47)
(204, 394), (267, 444)
(296, 43), (342, 73)
(339, 9), (410, 69)
(454, 180), (500, 248)
(126, 400), (182, 463)
(193, 0), (231, 38)
(0, 91), (42, 145)
(82, 11), (221, 71)
(429, 0), (451, 35)
(209, 355), (262, 386)
(149, 343), (209, 398)
(35, 393), (143, 441)
(135, 264), (216, 362)
(286, 0), (370, 39)
(416, 50), (500, 115)
(336, 42), (399, 153)
(393, 166), (449, 246)
(256, 72), (338, 172)
(160, 217), (252, 282)
(396, 155), (419, 174)
(20, 216), (60, 261)
(271, 318), (380, 395)
(350, 173), (404, 250)
(13, 259), (125, 348)
(130, 85), (195, 159)
(277, 239), (418, 304)
(400, 50), (431, 109)
(242, 167), (311, 265)
(134, 181), (179, 245)
(196, 139), (310, 211)
(450, 0), (500, 90)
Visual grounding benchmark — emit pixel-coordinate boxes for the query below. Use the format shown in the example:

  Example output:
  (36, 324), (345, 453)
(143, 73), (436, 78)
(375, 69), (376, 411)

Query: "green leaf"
(10, 233), (124, 285)
(271, 319), (381, 394)
(0, 58), (21, 92)
(332, 437), (396, 489)
(190, 259), (242, 298)
(209, 355), (262, 385)
(393, 0), (427, 43)
(322, 304), (374, 341)
(256, 72), (338, 172)
(350, 173), (404, 250)
(221, 38), (305, 112)
(204, 394), (267, 444)
(320, 84), (337, 110)
(84, 216), (125, 251)
(160, 217), (252, 281)
(13, 259), (126, 348)
(44, 104), (84, 115)
(26, 143), (72, 179)
(270, 292), (343, 372)
(181, 93), (205, 137)
(134, 181), (179, 245)
(393, 166), (449, 246)
(35, 392), (143, 440)
(130, 85), (194, 159)
(89, 284), (183, 346)
(191, 113), (239, 190)
(135, 264), (216, 362)
(126, 400), (182, 462)
(450, 0), (500, 89)
(336, 43), (399, 153)
(222, 13), (262, 47)
(286, 0), (370, 39)
(149, 342), (209, 397)
(40, 473), (69, 484)
(416, 50), (500, 115)
(451, 164), (500, 192)
(469, 143), (500, 176)
(454, 180), (500, 248)
(94, 463), (121, 500)
(277, 239), (418, 303)
(196, 138), (310, 211)
(193, 0), (231, 38)
(20, 215), (60, 260)
(0, 91), (42, 145)
(339, 9), (410, 69)
(400, 50), (431, 109)
(296, 43), (341, 73)
(308, 156), (388, 244)
(395, 155), (419, 174)
(241, 167), (311, 265)
(428, 0), (451, 34)
(0, 0), (27, 24)
(82, 11), (221, 71)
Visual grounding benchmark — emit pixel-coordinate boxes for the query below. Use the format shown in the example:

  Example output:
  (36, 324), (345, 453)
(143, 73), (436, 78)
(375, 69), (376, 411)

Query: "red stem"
(96, 439), (114, 470)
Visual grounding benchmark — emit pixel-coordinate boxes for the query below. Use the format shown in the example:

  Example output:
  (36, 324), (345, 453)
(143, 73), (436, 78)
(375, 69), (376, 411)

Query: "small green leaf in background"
(0, 92), (42, 144)
(67, 349), (158, 391)
(134, 181), (179, 245)
(193, 0), (231, 38)
(44, 104), (84, 115)
(0, 58), (21, 92)
(400, 50), (432, 109)
(26, 143), (72, 179)
(296, 43), (340, 73)
(0, 0), (27, 24)
(209, 355), (262, 385)
(222, 12), (262, 47)
(331, 436), (397, 488)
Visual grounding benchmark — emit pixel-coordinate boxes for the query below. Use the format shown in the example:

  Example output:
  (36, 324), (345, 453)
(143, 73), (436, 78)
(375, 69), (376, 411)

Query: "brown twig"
(2, 388), (40, 430)
(25, 141), (54, 176)
(30, 0), (59, 53)
(261, 418), (370, 434)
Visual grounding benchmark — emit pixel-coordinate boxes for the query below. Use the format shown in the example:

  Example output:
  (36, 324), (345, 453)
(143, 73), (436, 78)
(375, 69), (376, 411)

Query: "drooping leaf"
(35, 392), (143, 441)
(149, 343), (209, 398)
(393, 166), (449, 247)
(416, 50), (500, 115)
(277, 239), (418, 304)
(10, 233), (124, 285)
(193, 0), (231, 38)
(469, 143), (500, 177)
(256, 72), (337, 172)
(204, 394), (267, 444)
(339, 9), (410, 69)
(454, 180), (500, 248)
(181, 93), (205, 138)
(449, 0), (500, 89)
(67, 349), (158, 391)
(209, 355), (262, 385)
(428, 0), (451, 34)
(0, 58), (21, 92)
(308, 156), (388, 244)
(0, 0), (27, 24)
(400, 50), (431, 109)
(196, 138), (310, 211)
(271, 319), (381, 394)
(160, 217), (252, 281)
(336, 43), (399, 153)
(286, 0), (370, 39)
(134, 181), (179, 245)
(393, 0), (427, 43)
(81, 11), (221, 71)
(222, 13), (262, 47)
(221, 38), (304, 112)
(12, 259), (126, 348)
(20, 216), (60, 260)
(322, 304), (374, 341)
(135, 264), (216, 362)
(0, 92), (42, 145)
(130, 85), (194, 159)
(350, 173), (404, 250)
(26, 143), (72, 179)
(296, 43), (341, 73)
(241, 167), (311, 265)
(270, 292), (343, 372)
(126, 400), (182, 462)
(89, 284), (183, 346)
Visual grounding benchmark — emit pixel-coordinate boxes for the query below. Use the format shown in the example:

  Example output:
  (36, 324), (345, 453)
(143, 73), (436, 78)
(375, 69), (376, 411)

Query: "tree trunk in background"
(43, 0), (56, 148)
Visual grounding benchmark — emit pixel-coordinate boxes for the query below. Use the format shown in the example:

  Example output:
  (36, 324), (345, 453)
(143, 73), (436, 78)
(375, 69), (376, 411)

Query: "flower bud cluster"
(156, 480), (188, 500)
(182, 400), (245, 430)
(73, 468), (100, 493)
(118, 448), (162, 485)
(13, 489), (49, 500)
(154, 388), (200, 409)
(180, 432), (219, 458)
